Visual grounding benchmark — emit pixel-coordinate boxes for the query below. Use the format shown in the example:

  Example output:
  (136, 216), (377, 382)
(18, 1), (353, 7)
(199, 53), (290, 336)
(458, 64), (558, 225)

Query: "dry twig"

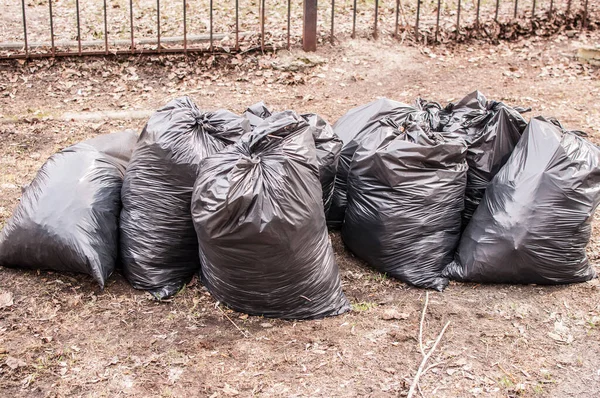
(216, 302), (251, 338)
(407, 292), (451, 398)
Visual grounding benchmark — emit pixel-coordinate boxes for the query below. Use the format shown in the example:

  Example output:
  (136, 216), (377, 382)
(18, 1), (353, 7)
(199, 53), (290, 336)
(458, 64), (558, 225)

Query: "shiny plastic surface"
(444, 117), (600, 284)
(0, 130), (138, 288)
(244, 102), (342, 213)
(342, 121), (467, 291)
(120, 97), (250, 299)
(192, 111), (350, 319)
(328, 98), (442, 228)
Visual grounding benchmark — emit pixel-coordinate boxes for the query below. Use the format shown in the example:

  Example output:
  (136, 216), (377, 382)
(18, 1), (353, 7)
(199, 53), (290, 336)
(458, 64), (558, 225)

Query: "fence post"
(303, 0), (318, 51)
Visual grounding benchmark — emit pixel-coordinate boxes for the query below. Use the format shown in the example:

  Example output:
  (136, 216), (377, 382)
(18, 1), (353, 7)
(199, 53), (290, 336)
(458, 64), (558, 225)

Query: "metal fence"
(0, 0), (595, 60)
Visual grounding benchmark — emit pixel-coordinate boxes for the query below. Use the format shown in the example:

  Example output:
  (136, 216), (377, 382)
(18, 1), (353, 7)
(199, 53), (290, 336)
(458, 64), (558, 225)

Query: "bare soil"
(1, 29), (600, 397)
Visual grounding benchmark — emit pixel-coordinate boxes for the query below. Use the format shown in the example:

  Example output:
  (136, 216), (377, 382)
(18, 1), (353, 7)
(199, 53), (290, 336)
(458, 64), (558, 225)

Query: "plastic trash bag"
(244, 102), (342, 213)
(120, 97), (249, 299)
(192, 111), (350, 319)
(450, 101), (528, 227)
(444, 117), (600, 285)
(327, 98), (443, 228)
(342, 120), (467, 291)
(0, 130), (138, 288)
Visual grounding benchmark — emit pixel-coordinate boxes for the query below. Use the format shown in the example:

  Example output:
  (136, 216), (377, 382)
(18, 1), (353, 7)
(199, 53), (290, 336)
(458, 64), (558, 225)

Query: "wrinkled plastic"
(244, 102), (342, 213)
(120, 97), (250, 299)
(447, 96), (528, 227)
(444, 117), (600, 285)
(342, 121), (467, 291)
(0, 130), (138, 288)
(328, 98), (443, 228)
(192, 111), (350, 319)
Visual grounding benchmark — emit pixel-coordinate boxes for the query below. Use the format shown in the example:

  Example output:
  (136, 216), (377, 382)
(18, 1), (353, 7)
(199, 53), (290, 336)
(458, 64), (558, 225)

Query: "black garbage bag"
(120, 97), (250, 299)
(342, 120), (467, 291)
(0, 130), (138, 288)
(327, 97), (443, 228)
(244, 102), (342, 213)
(192, 111), (350, 319)
(452, 101), (528, 227)
(439, 90), (489, 132)
(444, 117), (600, 285)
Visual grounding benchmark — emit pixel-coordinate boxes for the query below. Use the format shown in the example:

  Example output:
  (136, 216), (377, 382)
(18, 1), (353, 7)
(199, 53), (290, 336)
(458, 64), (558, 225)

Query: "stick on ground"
(407, 292), (451, 398)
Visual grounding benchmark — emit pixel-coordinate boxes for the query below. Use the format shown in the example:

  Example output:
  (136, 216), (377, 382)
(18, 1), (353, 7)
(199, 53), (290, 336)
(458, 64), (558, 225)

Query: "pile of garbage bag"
(2, 93), (600, 320)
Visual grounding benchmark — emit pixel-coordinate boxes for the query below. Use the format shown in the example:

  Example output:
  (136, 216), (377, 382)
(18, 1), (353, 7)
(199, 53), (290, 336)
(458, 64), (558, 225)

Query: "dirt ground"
(1, 28), (600, 397)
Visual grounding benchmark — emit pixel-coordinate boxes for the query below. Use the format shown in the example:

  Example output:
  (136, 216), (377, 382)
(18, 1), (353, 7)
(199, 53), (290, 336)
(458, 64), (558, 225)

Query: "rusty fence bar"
(436, 0), (441, 41)
(75, 0), (82, 55)
(184, 0), (188, 53)
(457, 0), (462, 31)
(287, 0), (291, 49)
(415, 0), (421, 39)
(395, 0), (400, 38)
(373, 0), (379, 38)
(210, 0), (214, 51)
(103, 0), (108, 55)
(129, 0), (135, 51)
(331, 0), (335, 44)
(495, 0), (500, 21)
(351, 0), (357, 39)
(2, 0), (597, 60)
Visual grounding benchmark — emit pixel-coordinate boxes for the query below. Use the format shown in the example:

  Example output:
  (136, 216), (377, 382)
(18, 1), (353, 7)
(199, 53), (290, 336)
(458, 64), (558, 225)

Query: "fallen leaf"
(381, 308), (409, 321)
(0, 291), (13, 309)
(5, 356), (26, 370)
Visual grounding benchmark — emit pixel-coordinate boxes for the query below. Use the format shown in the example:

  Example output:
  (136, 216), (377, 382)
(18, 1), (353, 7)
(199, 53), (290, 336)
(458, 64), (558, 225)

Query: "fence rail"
(0, 0), (596, 60)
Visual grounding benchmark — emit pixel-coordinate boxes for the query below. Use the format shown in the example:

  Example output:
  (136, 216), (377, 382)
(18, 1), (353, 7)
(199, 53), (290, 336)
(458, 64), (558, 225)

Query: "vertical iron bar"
(75, 0), (82, 55)
(303, 0), (317, 51)
(395, 0), (400, 38)
(331, 0), (335, 44)
(567, 0), (571, 15)
(21, 0), (28, 58)
(129, 0), (135, 52)
(415, 0), (421, 39)
(435, 0), (441, 41)
(514, 0), (518, 19)
(495, 0), (500, 21)
(352, 0), (357, 39)
(157, 0), (161, 52)
(476, 0), (481, 28)
(583, 0), (589, 29)
(49, 0), (55, 56)
(457, 0), (461, 32)
(103, 0), (108, 55)
(531, 0), (536, 18)
(287, 0), (291, 49)
(235, 0), (239, 51)
(260, 0), (265, 52)
(549, 0), (553, 14)
(184, 0), (188, 53)
(374, 0), (379, 39)
(210, 0), (214, 51)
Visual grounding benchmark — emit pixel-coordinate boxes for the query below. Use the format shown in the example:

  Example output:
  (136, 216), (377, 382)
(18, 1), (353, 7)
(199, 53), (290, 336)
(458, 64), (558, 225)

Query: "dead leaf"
(222, 383), (240, 396)
(0, 291), (14, 309)
(5, 356), (26, 370)
(381, 308), (409, 321)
